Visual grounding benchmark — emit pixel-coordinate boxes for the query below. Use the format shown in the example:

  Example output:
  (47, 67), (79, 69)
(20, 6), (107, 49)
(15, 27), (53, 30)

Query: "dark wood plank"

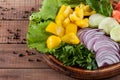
(0, 0), (42, 20)
(0, 44), (49, 68)
(0, 21), (28, 44)
(0, 69), (77, 80)
(0, 69), (119, 80)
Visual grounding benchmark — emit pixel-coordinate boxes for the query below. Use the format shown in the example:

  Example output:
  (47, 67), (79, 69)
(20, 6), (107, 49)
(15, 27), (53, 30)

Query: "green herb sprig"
(48, 43), (98, 70)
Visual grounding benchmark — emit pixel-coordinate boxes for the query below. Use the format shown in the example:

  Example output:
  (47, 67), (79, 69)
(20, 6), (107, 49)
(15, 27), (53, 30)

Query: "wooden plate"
(41, 54), (120, 80)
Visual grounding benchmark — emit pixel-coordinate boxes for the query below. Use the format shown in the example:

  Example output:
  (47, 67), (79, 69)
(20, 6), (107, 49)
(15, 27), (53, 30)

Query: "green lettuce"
(59, 0), (86, 7)
(30, 0), (60, 22)
(27, 21), (51, 53)
(27, 0), (60, 53)
(86, 0), (113, 16)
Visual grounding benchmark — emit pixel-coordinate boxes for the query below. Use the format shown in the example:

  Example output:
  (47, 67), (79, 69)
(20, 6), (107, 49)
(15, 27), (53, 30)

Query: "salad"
(27, 0), (120, 70)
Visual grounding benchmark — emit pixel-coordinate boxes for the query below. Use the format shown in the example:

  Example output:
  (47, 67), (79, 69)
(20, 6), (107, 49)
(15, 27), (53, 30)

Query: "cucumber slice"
(110, 26), (120, 42)
(98, 17), (120, 35)
(89, 13), (106, 28)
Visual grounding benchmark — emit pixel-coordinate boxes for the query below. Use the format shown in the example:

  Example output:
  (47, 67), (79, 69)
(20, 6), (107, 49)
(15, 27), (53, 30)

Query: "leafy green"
(27, 0), (60, 53)
(27, 21), (51, 53)
(39, 0), (59, 20)
(30, 0), (60, 22)
(48, 43), (98, 70)
(86, 0), (113, 16)
(59, 0), (86, 7)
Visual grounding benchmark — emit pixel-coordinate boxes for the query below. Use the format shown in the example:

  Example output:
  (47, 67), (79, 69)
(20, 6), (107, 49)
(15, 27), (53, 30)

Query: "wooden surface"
(0, 0), (120, 80)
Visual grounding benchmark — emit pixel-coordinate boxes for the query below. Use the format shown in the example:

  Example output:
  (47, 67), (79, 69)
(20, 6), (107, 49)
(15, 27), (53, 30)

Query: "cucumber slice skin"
(110, 26), (120, 42)
(89, 13), (106, 28)
(98, 17), (120, 35)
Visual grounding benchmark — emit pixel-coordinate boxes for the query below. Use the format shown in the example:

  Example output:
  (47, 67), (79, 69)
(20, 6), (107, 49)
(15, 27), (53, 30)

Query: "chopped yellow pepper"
(61, 33), (80, 44)
(83, 5), (96, 16)
(55, 14), (65, 26)
(57, 5), (66, 15)
(65, 23), (77, 34)
(47, 35), (61, 49)
(84, 10), (96, 16)
(75, 6), (84, 20)
(75, 18), (89, 28)
(55, 5), (66, 25)
(79, 4), (85, 8)
(69, 12), (80, 22)
(46, 4), (96, 49)
(83, 5), (91, 12)
(46, 22), (64, 37)
(63, 6), (73, 18)
(63, 17), (70, 27)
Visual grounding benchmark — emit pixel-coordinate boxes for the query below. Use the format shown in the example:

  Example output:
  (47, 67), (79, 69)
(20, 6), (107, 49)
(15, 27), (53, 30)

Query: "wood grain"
(0, 69), (77, 80)
(0, 69), (119, 80)
(0, 44), (49, 69)
(0, 21), (28, 44)
(0, 0), (42, 20)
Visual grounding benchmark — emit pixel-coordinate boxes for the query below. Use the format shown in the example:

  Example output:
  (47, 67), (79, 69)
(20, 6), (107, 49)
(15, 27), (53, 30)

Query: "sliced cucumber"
(89, 13), (106, 28)
(98, 17), (120, 35)
(110, 26), (120, 42)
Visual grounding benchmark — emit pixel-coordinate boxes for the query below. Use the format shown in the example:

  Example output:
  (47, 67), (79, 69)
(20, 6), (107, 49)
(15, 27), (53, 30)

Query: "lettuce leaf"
(30, 0), (60, 22)
(39, 0), (59, 20)
(86, 0), (113, 16)
(59, 0), (86, 7)
(27, 0), (60, 53)
(27, 21), (51, 53)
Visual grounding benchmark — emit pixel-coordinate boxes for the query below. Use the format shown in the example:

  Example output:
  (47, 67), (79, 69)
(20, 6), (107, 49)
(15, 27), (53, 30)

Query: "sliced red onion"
(77, 28), (90, 37)
(86, 35), (104, 50)
(96, 50), (120, 62)
(96, 54), (120, 67)
(84, 32), (105, 46)
(97, 58), (115, 67)
(93, 40), (119, 52)
(92, 36), (120, 52)
(77, 28), (120, 67)
(96, 47), (120, 59)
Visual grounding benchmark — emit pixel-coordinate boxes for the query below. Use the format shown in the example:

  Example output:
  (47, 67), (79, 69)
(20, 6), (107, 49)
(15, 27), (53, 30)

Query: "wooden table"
(0, 0), (120, 80)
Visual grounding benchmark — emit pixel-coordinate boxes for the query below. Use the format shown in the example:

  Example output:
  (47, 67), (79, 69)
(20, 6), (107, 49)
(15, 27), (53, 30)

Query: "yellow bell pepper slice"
(61, 33), (80, 44)
(55, 5), (66, 25)
(57, 5), (66, 15)
(75, 6), (84, 20)
(47, 35), (61, 49)
(65, 23), (77, 34)
(63, 6), (73, 18)
(55, 14), (65, 26)
(69, 12), (80, 22)
(46, 22), (64, 37)
(79, 4), (85, 8)
(83, 5), (92, 12)
(75, 18), (89, 28)
(63, 17), (70, 27)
